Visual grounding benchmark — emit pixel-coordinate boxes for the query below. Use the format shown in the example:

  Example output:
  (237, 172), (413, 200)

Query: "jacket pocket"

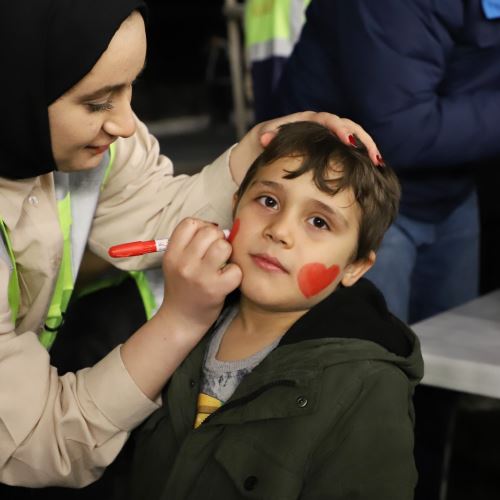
(214, 436), (303, 499)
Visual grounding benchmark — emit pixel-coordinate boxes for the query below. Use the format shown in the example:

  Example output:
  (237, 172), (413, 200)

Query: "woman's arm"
(0, 220), (239, 487)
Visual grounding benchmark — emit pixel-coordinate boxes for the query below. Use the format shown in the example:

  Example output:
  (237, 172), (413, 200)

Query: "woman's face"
(48, 11), (146, 172)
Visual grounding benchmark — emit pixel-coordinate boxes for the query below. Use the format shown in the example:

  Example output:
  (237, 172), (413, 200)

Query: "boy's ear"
(341, 251), (376, 287)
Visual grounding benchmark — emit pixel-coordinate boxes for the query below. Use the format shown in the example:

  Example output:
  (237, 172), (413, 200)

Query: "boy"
(128, 122), (423, 500)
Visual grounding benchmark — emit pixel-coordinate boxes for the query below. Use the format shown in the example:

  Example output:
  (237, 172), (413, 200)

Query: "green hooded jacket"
(129, 279), (424, 500)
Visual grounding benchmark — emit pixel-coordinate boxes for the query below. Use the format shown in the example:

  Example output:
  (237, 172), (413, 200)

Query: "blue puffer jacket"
(274, 0), (500, 222)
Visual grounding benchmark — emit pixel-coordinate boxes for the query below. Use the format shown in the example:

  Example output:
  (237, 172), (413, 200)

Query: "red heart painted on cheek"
(298, 263), (340, 298)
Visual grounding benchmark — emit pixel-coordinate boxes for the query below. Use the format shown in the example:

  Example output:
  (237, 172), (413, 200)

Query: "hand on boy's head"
(229, 111), (383, 186)
(257, 112), (382, 165)
(158, 218), (242, 333)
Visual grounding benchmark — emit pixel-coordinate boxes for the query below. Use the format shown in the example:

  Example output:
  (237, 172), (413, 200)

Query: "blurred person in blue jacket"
(273, 0), (500, 324)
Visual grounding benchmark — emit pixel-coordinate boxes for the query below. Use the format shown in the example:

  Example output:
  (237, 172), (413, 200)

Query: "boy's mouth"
(250, 253), (288, 273)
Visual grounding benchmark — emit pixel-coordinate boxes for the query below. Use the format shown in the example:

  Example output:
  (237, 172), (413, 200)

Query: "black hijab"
(0, 0), (147, 180)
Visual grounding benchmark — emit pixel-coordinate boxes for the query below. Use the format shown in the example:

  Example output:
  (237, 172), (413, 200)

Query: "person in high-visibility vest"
(244, 0), (311, 121)
(0, 0), (382, 489)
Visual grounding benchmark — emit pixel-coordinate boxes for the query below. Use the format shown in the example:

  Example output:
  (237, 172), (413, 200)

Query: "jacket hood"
(216, 278), (423, 388)
(273, 278), (423, 384)
(167, 278), (422, 432)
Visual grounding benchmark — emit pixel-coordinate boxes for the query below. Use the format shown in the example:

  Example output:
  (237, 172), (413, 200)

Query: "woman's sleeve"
(88, 115), (239, 270)
(0, 260), (159, 487)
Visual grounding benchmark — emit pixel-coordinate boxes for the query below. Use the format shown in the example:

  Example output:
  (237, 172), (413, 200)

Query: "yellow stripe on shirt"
(194, 393), (223, 429)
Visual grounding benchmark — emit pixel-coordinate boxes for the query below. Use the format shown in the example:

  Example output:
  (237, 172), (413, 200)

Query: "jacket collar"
(168, 279), (418, 430)
(223, 278), (411, 357)
(279, 278), (412, 357)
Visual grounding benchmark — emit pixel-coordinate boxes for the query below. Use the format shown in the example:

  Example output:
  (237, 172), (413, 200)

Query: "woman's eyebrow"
(79, 84), (125, 101)
(80, 62), (147, 101)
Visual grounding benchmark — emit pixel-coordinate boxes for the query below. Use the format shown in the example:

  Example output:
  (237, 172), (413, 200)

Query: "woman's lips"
(86, 144), (110, 155)
(251, 253), (288, 273)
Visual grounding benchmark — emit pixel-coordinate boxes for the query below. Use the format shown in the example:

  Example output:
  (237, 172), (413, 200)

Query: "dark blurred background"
(132, 0), (241, 173)
(2, 1), (500, 499)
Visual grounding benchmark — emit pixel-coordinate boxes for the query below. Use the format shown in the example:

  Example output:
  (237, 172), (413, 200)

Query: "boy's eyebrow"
(309, 199), (349, 228)
(79, 63), (147, 101)
(251, 180), (284, 191)
(251, 180), (350, 228)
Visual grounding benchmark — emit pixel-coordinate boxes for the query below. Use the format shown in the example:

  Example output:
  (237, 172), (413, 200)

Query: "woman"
(0, 0), (381, 488)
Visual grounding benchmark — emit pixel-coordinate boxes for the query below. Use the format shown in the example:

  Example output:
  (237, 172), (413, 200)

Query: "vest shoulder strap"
(0, 219), (20, 323)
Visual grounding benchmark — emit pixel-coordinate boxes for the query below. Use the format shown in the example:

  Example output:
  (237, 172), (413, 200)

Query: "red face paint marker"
(298, 263), (340, 298)
(108, 229), (231, 258)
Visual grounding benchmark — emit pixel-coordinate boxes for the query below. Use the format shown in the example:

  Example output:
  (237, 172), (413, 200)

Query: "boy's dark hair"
(235, 121), (400, 261)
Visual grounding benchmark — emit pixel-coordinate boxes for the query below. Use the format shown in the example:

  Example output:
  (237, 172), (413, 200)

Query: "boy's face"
(230, 156), (375, 313)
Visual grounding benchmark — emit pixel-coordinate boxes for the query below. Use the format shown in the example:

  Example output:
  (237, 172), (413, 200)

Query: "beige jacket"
(0, 117), (237, 487)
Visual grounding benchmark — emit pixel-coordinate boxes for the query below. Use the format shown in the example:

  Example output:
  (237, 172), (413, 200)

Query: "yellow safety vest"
(0, 144), (163, 349)
(244, 0), (311, 62)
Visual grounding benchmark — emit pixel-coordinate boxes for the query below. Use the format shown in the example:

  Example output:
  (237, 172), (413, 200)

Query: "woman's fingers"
(178, 223), (228, 265)
(330, 116), (382, 165)
(159, 218), (240, 329)
(258, 111), (383, 165)
(218, 262), (243, 292)
(229, 110), (383, 188)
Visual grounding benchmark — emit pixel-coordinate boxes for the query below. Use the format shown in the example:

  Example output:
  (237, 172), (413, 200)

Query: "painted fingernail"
(376, 155), (385, 167)
(348, 134), (358, 147)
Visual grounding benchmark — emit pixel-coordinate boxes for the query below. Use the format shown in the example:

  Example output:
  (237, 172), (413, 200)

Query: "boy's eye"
(257, 195), (278, 209)
(86, 101), (114, 113)
(307, 216), (330, 230)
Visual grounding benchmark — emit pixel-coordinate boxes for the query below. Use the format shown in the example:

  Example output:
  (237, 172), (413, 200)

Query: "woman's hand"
(121, 219), (241, 400)
(229, 111), (382, 185)
(157, 218), (242, 338)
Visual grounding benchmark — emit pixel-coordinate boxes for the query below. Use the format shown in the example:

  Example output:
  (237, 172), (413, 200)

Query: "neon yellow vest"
(244, 0), (311, 62)
(0, 144), (162, 349)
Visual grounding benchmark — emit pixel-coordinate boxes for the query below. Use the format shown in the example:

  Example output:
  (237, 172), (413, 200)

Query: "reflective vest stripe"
(101, 140), (117, 190)
(0, 219), (20, 323)
(129, 270), (159, 321)
(1, 141), (163, 349)
(39, 192), (73, 349)
(0, 146), (113, 348)
(247, 38), (296, 62)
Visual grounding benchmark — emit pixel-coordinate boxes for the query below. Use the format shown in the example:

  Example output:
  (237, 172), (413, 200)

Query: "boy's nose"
(264, 218), (294, 247)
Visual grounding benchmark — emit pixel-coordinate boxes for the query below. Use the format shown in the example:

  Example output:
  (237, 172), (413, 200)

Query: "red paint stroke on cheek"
(228, 218), (241, 243)
(298, 263), (340, 298)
